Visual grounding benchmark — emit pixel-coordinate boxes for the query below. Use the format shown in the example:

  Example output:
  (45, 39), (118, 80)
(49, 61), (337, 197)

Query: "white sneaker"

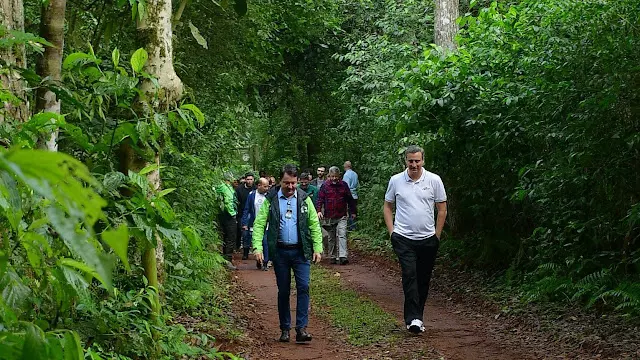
(407, 319), (425, 334)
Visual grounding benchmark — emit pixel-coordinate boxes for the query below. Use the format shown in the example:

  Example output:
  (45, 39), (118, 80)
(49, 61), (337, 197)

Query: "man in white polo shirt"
(383, 145), (448, 334)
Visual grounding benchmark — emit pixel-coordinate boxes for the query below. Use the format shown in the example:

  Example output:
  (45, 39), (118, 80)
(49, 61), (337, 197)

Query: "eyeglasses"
(285, 199), (293, 219)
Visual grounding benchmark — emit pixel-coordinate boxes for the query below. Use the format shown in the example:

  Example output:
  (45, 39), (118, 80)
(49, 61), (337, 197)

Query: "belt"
(276, 242), (302, 249)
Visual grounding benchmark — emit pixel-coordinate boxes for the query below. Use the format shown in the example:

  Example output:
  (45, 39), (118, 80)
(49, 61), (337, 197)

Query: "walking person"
(310, 166), (327, 189)
(383, 145), (447, 334)
(216, 173), (239, 270)
(235, 172), (255, 258)
(241, 178), (271, 270)
(252, 165), (323, 343)
(298, 172), (319, 204)
(342, 161), (359, 230)
(316, 166), (357, 265)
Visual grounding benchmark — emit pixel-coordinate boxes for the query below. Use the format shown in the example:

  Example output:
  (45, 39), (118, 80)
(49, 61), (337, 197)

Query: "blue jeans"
(273, 248), (310, 330)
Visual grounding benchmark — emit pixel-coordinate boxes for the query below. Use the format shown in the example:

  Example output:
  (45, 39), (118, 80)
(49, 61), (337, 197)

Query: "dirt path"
(322, 255), (534, 360)
(227, 246), (640, 360)
(231, 256), (351, 360)
(230, 251), (548, 360)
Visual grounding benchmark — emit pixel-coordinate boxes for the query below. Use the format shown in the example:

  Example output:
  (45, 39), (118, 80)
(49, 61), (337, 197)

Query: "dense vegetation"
(1, 0), (639, 358)
(249, 0), (640, 314)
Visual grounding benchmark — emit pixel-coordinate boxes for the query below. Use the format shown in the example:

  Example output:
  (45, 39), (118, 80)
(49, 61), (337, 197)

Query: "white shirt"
(250, 191), (267, 231)
(384, 168), (447, 240)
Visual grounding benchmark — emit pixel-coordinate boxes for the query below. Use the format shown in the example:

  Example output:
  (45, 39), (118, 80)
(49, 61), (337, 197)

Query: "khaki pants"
(321, 217), (348, 260)
(321, 227), (329, 257)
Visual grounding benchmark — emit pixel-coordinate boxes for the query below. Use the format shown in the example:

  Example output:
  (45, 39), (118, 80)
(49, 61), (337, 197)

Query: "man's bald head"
(344, 161), (352, 170)
(257, 177), (270, 194)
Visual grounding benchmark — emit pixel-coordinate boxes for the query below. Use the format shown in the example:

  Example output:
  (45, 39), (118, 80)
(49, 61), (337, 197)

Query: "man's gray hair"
(404, 145), (424, 159)
(328, 166), (341, 175)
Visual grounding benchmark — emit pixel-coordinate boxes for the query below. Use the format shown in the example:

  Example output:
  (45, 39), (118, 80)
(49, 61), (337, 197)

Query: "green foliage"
(245, 0), (640, 315)
(1, 24), (239, 358)
(0, 146), (123, 358)
(130, 48), (148, 74)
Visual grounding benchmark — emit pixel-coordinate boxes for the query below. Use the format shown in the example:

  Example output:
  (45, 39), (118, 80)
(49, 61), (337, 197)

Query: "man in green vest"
(252, 164), (323, 343)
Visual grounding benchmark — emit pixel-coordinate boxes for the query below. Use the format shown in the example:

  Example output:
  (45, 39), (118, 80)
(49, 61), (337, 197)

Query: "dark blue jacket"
(241, 190), (258, 228)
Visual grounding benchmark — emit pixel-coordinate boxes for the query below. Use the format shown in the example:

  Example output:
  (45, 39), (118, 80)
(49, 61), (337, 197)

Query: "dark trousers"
(391, 232), (439, 325)
(246, 230), (269, 264)
(261, 233), (269, 264)
(348, 199), (358, 231)
(236, 214), (243, 249)
(273, 247), (310, 330)
(219, 212), (237, 261)
(242, 229), (253, 249)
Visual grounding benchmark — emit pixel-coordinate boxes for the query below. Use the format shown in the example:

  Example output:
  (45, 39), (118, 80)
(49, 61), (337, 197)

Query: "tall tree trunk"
(138, 0), (183, 109)
(127, 0), (183, 319)
(434, 0), (459, 52)
(36, 0), (66, 151)
(0, 0), (28, 123)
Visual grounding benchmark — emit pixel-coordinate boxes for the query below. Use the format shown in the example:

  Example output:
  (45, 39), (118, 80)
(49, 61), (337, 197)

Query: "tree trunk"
(36, 0), (66, 151)
(119, 146), (166, 292)
(132, 0), (183, 311)
(434, 0), (459, 52)
(0, 0), (28, 123)
(138, 0), (183, 110)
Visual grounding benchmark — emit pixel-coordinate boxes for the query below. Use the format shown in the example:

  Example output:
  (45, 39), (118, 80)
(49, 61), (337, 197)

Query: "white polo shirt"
(384, 168), (447, 240)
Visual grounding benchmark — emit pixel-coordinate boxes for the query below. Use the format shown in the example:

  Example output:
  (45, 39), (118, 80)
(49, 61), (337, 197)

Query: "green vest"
(264, 188), (315, 261)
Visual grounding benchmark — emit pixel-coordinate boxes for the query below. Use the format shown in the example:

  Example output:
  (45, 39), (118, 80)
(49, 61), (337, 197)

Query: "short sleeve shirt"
(384, 168), (447, 240)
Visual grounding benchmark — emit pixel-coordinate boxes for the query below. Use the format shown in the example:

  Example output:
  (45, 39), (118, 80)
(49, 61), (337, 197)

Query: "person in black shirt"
(236, 172), (256, 259)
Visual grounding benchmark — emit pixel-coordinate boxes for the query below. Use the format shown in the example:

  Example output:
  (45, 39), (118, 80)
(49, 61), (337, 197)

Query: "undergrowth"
(351, 233), (640, 316)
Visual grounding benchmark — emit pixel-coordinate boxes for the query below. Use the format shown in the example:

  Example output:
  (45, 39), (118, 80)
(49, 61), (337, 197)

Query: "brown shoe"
(295, 327), (312, 343)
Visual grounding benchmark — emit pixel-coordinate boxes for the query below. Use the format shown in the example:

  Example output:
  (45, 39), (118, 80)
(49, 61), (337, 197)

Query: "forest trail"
(230, 252), (550, 360)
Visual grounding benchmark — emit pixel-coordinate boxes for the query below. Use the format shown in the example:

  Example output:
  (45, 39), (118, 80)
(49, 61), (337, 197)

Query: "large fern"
(595, 283), (640, 313)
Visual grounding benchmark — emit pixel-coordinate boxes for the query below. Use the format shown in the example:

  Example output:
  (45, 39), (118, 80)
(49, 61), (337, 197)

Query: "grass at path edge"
(310, 265), (400, 346)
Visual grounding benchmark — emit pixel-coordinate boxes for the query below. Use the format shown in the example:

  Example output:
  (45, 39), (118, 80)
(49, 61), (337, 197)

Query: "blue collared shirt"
(343, 169), (359, 199)
(278, 189), (298, 244)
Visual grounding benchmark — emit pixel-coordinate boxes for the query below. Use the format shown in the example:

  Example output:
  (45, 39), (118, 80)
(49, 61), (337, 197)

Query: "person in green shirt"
(216, 172), (238, 269)
(252, 164), (323, 344)
(298, 172), (319, 204)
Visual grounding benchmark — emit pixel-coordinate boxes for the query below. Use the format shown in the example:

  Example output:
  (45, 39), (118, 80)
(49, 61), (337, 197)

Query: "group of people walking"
(217, 145), (447, 343)
(217, 162), (360, 271)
